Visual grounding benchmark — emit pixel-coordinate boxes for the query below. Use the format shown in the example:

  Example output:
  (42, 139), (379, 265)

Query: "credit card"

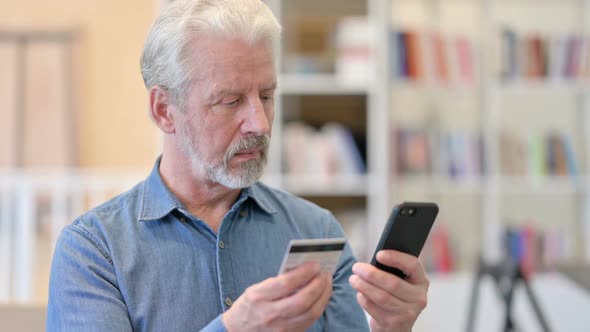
(278, 238), (346, 275)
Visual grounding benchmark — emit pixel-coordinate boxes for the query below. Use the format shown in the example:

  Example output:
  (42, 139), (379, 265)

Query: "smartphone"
(370, 202), (439, 278)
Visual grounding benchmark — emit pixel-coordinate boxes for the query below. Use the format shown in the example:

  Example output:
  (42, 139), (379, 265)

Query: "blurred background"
(1, 0), (590, 331)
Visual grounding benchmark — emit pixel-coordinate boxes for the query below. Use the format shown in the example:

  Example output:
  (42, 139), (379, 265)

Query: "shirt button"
(219, 240), (225, 249)
(180, 217), (187, 222)
(225, 297), (233, 307)
(239, 210), (247, 217)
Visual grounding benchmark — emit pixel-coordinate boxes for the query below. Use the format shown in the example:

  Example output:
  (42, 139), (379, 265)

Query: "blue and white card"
(278, 238), (346, 275)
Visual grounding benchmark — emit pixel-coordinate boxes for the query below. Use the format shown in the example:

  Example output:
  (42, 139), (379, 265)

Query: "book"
(395, 127), (431, 175)
(519, 223), (537, 279)
(405, 31), (423, 80)
(500, 28), (590, 82)
(446, 131), (484, 178)
(430, 224), (454, 274)
(546, 134), (568, 175)
(499, 223), (570, 274)
(561, 135), (579, 176)
(564, 35), (582, 78)
(454, 36), (475, 85)
(500, 130), (526, 176)
(525, 36), (547, 78)
(283, 121), (366, 178)
(283, 122), (314, 174)
(392, 31), (408, 79)
(335, 16), (375, 84)
(391, 29), (477, 85)
(322, 123), (366, 174)
(501, 28), (519, 80)
(430, 32), (449, 84)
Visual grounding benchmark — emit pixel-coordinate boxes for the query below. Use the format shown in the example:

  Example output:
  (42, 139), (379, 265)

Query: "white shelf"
(391, 81), (479, 96)
(491, 80), (590, 94)
(499, 175), (585, 194)
(270, 173), (370, 196)
(395, 175), (484, 194)
(279, 74), (370, 95)
(394, 175), (585, 194)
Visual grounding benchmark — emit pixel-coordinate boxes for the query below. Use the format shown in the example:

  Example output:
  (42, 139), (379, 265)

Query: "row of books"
(421, 222), (571, 276)
(391, 30), (477, 85)
(283, 121), (366, 176)
(500, 131), (578, 176)
(395, 128), (579, 177)
(394, 128), (485, 178)
(283, 23), (590, 84)
(502, 223), (571, 279)
(391, 28), (590, 84)
(499, 28), (590, 81)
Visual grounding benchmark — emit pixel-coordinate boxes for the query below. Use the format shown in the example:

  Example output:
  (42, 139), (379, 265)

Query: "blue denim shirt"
(47, 159), (370, 331)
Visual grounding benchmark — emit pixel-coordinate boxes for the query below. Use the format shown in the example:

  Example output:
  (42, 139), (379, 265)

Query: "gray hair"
(140, 0), (281, 110)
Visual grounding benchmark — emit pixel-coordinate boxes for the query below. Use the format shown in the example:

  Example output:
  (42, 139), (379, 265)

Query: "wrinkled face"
(175, 36), (276, 188)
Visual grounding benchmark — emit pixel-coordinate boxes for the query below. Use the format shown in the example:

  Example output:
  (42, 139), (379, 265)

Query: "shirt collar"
(138, 157), (183, 221)
(242, 184), (277, 215)
(138, 158), (277, 221)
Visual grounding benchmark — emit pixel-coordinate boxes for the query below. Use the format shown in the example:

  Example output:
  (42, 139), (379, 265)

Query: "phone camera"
(401, 208), (416, 216)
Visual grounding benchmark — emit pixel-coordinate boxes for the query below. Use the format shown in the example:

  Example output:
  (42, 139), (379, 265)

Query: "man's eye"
(224, 99), (239, 106)
(261, 95), (273, 102)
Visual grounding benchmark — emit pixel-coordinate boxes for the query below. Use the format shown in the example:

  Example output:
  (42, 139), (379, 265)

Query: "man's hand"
(222, 262), (333, 332)
(349, 250), (429, 332)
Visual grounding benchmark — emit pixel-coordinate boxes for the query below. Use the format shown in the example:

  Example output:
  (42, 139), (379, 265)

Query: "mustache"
(225, 135), (270, 161)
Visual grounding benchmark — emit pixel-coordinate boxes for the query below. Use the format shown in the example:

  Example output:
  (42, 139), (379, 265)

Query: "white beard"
(177, 122), (269, 189)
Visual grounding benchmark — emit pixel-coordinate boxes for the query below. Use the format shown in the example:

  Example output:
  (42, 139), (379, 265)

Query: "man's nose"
(242, 96), (271, 136)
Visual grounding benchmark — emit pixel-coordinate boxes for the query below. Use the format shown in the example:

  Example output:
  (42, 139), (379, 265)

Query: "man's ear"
(149, 86), (178, 134)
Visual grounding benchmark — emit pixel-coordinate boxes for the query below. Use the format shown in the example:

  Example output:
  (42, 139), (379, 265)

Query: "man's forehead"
(189, 35), (274, 63)
(189, 43), (275, 81)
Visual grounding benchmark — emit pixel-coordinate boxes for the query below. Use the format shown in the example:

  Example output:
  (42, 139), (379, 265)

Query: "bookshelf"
(264, 0), (387, 261)
(380, 0), (486, 271)
(388, 0), (590, 273)
(265, 0), (590, 273)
